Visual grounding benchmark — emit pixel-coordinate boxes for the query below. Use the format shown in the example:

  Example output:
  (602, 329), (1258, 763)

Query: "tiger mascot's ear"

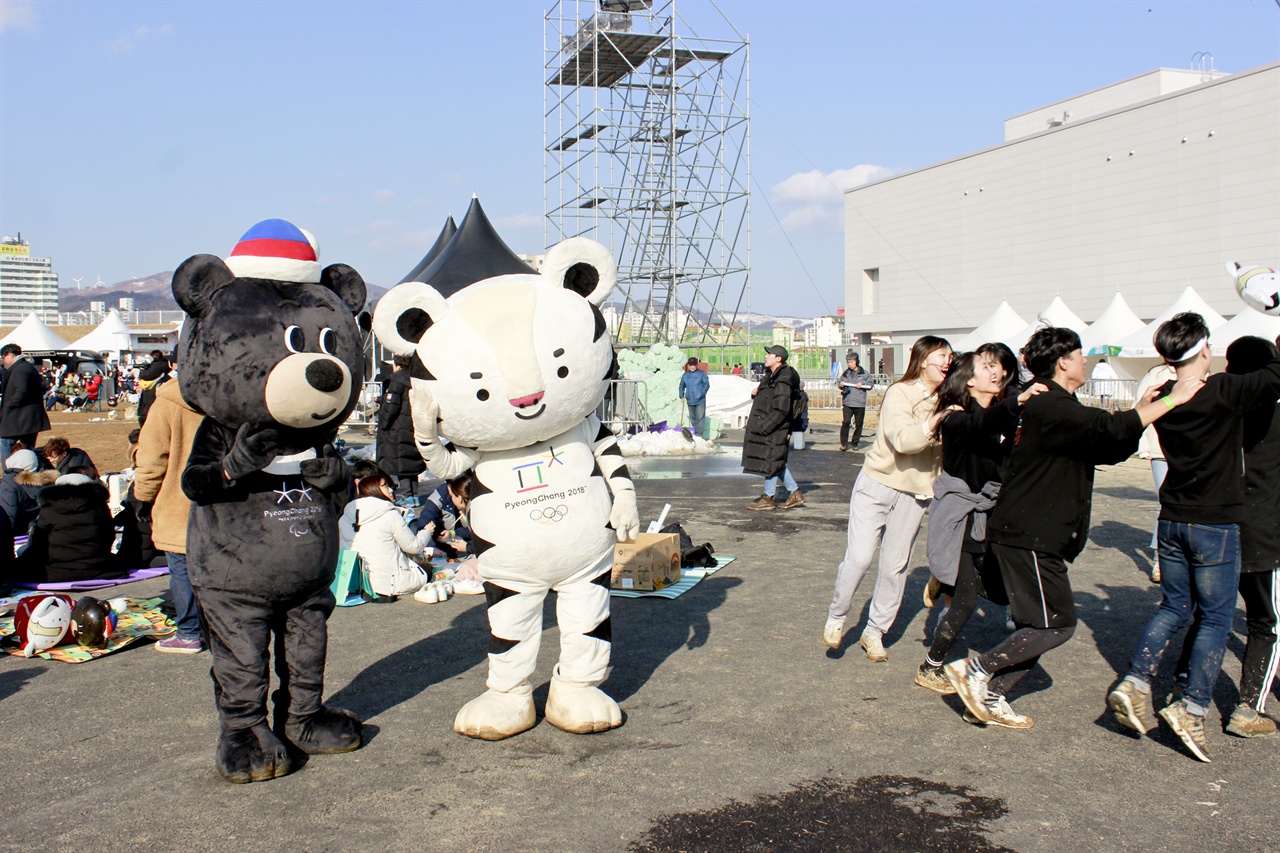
(372, 281), (451, 356)
(539, 238), (617, 306)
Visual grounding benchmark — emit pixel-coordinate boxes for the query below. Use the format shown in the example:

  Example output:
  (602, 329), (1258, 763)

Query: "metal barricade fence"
(346, 381), (382, 428)
(596, 378), (650, 432)
(801, 371), (894, 409)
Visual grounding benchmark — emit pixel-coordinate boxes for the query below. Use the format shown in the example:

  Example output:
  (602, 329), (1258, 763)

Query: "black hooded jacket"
(376, 369), (426, 479)
(741, 363), (800, 478)
(19, 479), (122, 583)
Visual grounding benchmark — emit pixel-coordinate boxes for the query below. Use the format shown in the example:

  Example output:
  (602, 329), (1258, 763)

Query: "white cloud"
(109, 23), (174, 54)
(344, 220), (397, 237)
(770, 165), (893, 232)
(494, 213), (543, 230)
(373, 189), (395, 203)
(0, 0), (38, 33)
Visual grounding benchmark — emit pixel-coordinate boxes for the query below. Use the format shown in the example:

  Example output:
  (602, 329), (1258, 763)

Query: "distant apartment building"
(844, 62), (1280, 344)
(0, 235), (60, 325)
(517, 253), (545, 272)
(803, 314), (847, 348)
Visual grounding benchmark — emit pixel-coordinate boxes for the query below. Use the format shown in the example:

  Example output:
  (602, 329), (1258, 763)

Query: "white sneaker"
(945, 659), (992, 723)
(454, 578), (485, 595)
(413, 585), (441, 604)
(982, 694), (1034, 729)
(822, 617), (845, 649)
(1004, 608), (1016, 632)
(860, 630), (888, 662)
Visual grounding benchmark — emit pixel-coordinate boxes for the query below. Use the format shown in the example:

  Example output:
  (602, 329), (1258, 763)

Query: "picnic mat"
(12, 565), (170, 591)
(0, 596), (174, 663)
(610, 556), (735, 600)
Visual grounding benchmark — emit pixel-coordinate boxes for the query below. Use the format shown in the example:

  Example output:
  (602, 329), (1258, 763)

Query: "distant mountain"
(60, 273), (391, 314)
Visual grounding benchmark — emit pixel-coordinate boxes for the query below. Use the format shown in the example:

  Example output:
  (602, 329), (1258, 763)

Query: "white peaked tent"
(1078, 292), (1145, 356)
(72, 310), (134, 357)
(951, 301), (1028, 352)
(0, 312), (73, 351)
(1004, 296), (1090, 352)
(1208, 307), (1280, 354)
(1112, 286), (1228, 358)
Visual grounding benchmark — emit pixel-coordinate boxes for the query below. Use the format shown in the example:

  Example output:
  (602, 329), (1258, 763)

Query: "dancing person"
(1109, 317), (1280, 760)
(914, 348), (1046, 694)
(823, 336), (953, 660)
(945, 326), (1203, 730)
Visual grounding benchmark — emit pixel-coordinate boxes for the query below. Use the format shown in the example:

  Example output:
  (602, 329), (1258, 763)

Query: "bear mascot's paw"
(217, 724), (293, 784)
(453, 689), (537, 741)
(281, 706), (364, 755)
(544, 666), (623, 734)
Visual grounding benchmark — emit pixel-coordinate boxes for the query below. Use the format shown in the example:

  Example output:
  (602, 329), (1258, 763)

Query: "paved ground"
(3, 423), (1278, 851)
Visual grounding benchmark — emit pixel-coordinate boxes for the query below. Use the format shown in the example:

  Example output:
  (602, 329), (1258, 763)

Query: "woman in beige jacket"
(824, 336), (954, 661)
(133, 380), (206, 653)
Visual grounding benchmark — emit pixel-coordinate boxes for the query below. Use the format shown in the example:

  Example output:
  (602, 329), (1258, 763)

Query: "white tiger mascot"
(373, 237), (639, 740)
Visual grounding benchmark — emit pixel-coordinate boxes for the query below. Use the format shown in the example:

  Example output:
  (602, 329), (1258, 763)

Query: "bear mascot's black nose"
(306, 359), (345, 393)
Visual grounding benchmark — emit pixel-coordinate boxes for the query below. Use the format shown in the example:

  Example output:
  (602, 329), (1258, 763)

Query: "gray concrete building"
(844, 62), (1280, 344)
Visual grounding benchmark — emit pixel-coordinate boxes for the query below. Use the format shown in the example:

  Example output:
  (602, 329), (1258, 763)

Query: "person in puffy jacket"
(0, 449), (58, 537)
(375, 357), (426, 496)
(339, 472), (437, 598)
(10, 468), (123, 585)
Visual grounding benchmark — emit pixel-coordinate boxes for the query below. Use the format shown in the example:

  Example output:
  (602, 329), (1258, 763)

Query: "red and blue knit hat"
(225, 219), (321, 283)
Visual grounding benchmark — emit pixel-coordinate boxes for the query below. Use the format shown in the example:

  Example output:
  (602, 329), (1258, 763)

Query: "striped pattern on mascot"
(373, 236), (638, 740)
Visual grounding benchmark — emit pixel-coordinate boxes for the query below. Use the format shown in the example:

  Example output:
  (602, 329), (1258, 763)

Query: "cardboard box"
(611, 533), (682, 591)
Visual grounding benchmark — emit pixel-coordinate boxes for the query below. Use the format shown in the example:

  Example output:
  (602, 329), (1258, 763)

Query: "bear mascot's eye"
(284, 325), (306, 353)
(318, 328), (337, 354)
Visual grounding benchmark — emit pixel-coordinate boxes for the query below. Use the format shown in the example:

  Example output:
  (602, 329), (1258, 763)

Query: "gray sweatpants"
(827, 470), (929, 638)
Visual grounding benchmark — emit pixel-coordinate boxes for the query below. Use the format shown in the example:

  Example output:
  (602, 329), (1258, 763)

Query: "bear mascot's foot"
(281, 707), (364, 755)
(454, 689), (537, 740)
(217, 724), (293, 784)
(545, 671), (622, 734)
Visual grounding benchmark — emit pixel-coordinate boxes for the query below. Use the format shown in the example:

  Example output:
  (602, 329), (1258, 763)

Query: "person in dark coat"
(136, 350), (171, 427)
(41, 436), (94, 476)
(0, 344), (52, 460)
(741, 345), (803, 511)
(0, 449), (58, 537)
(10, 468), (124, 585)
(376, 356), (426, 496)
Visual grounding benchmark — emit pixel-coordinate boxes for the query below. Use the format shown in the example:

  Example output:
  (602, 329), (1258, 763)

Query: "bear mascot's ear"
(320, 263), (367, 316)
(372, 281), (451, 356)
(540, 237), (617, 306)
(172, 254), (236, 318)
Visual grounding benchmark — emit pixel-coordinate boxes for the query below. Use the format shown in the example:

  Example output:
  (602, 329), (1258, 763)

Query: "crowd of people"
(794, 318), (1278, 763)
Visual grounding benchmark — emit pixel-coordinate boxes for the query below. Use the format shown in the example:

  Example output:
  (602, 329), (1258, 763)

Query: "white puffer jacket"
(339, 497), (434, 596)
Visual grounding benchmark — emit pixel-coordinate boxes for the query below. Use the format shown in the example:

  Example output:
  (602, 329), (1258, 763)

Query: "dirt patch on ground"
(39, 409), (139, 472)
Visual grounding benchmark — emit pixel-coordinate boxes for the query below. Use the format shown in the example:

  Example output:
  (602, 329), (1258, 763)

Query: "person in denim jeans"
(1109, 313), (1280, 761)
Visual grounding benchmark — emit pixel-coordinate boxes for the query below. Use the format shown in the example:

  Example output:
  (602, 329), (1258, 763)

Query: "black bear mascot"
(174, 219), (366, 783)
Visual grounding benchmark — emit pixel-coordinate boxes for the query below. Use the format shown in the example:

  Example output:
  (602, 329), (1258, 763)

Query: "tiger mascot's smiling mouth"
(514, 404), (546, 421)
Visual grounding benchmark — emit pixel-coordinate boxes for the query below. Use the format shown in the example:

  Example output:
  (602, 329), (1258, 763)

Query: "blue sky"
(2, 0), (1277, 318)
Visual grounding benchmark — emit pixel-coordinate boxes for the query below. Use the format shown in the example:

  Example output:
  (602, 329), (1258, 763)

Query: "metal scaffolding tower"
(544, 0), (749, 351)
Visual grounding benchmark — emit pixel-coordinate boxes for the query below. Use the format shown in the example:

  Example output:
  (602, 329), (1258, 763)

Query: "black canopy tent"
(399, 215), (457, 284)
(409, 197), (536, 297)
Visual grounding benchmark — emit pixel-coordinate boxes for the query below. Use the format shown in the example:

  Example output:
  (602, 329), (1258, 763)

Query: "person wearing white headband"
(1110, 311), (1280, 762)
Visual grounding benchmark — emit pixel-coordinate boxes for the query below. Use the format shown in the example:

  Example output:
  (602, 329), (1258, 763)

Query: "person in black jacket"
(837, 353), (872, 451)
(914, 347), (1046, 694)
(1109, 317), (1280, 761)
(0, 344), (52, 460)
(136, 350), (170, 427)
(741, 345), (802, 511)
(946, 326), (1204, 730)
(375, 356), (426, 497)
(7, 467), (124, 585)
(41, 436), (94, 476)
(1164, 335), (1280, 741)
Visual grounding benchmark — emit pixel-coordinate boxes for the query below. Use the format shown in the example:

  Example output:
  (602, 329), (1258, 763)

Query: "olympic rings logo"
(531, 505), (569, 524)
